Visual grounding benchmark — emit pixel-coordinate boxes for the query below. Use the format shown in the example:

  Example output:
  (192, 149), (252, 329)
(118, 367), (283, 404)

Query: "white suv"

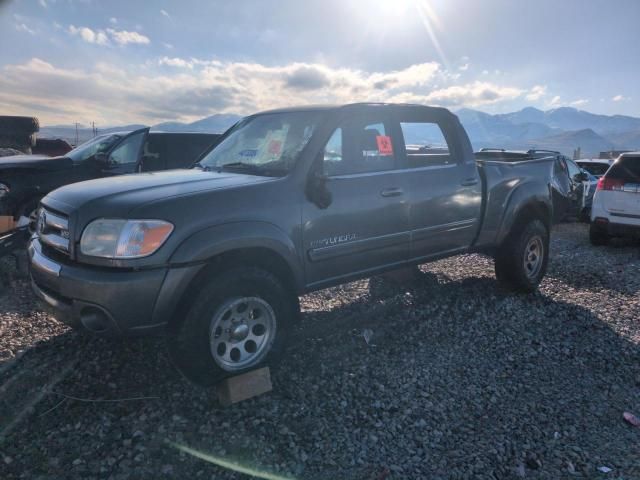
(590, 152), (640, 245)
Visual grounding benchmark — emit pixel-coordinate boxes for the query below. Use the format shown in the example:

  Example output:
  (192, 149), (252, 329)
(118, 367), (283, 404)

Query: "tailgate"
(605, 186), (640, 215)
(600, 157), (640, 218)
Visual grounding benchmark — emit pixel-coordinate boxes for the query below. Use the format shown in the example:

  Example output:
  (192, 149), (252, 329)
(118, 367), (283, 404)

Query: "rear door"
(302, 108), (410, 287)
(565, 158), (587, 216)
(99, 128), (149, 176)
(392, 106), (482, 260)
(601, 155), (640, 220)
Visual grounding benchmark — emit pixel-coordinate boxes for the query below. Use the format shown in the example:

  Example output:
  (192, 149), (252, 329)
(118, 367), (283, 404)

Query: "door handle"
(380, 187), (404, 197)
(460, 178), (479, 187)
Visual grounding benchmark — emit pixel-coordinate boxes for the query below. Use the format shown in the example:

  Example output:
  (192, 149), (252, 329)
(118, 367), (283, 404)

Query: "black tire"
(589, 223), (608, 246)
(579, 207), (591, 223)
(494, 219), (549, 293)
(0, 116), (39, 135)
(167, 267), (294, 386)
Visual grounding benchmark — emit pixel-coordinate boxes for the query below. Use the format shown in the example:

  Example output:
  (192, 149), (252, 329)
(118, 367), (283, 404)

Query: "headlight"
(80, 219), (174, 259)
(0, 183), (9, 198)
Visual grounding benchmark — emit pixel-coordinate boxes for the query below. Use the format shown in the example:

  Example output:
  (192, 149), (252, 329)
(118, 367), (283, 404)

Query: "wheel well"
(167, 247), (300, 332)
(513, 201), (551, 234)
(503, 202), (551, 246)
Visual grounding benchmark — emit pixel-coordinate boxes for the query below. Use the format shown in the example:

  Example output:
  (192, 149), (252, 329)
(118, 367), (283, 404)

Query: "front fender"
(169, 221), (304, 288)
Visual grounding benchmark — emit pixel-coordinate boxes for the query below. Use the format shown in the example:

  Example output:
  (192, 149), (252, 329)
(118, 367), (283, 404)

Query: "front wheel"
(167, 267), (294, 386)
(494, 219), (549, 293)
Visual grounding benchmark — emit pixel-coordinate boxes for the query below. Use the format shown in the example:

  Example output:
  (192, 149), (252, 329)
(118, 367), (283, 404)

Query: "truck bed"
(474, 156), (556, 249)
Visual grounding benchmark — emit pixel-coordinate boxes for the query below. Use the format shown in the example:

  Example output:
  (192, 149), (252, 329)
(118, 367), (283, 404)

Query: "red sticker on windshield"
(376, 135), (393, 155)
(268, 140), (282, 155)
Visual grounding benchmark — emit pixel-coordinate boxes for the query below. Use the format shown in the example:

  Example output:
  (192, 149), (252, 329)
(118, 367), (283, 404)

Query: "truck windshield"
(196, 112), (322, 176)
(67, 134), (122, 162)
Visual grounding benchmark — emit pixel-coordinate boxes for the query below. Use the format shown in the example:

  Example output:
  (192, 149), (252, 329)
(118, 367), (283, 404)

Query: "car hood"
(0, 154), (72, 170)
(43, 168), (275, 216)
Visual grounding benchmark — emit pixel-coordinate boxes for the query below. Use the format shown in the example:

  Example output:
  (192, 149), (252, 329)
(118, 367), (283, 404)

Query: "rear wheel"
(589, 223), (608, 246)
(167, 267), (294, 386)
(495, 219), (549, 293)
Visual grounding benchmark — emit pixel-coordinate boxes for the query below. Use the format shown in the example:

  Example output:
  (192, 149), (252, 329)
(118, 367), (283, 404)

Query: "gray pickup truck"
(29, 103), (554, 385)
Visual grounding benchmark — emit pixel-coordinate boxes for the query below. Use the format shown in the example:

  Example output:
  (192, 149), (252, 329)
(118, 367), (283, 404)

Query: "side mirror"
(306, 170), (332, 209)
(575, 171), (589, 182)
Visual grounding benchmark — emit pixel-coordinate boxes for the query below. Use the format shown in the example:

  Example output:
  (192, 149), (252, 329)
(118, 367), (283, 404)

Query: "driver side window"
(108, 132), (145, 165)
(322, 118), (395, 176)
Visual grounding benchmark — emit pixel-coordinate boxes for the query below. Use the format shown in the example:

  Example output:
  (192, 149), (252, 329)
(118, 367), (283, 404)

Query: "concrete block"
(216, 367), (272, 406)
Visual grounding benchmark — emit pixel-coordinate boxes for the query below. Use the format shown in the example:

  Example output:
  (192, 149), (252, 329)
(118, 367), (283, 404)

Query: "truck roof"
(256, 102), (456, 116)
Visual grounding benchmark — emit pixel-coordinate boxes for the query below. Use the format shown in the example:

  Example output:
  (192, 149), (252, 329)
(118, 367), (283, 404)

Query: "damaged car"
(0, 129), (220, 256)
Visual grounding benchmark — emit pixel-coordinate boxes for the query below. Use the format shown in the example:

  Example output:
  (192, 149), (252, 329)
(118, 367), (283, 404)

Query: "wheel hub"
(230, 323), (249, 341)
(209, 296), (276, 371)
(523, 235), (544, 279)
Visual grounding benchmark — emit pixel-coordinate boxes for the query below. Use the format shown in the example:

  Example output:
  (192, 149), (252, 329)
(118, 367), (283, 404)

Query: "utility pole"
(75, 122), (79, 145)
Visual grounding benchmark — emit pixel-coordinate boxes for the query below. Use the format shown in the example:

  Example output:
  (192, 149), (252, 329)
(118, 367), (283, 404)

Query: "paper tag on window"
(268, 140), (282, 155)
(376, 135), (393, 155)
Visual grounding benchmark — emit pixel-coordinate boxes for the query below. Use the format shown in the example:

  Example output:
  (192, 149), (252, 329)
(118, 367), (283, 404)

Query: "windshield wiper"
(193, 161), (212, 171)
(219, 161), (286, 177)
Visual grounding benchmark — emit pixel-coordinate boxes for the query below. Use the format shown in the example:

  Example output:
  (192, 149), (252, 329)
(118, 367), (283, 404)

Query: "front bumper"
(28, 238), (202, 336)
(0, 227), (29, 257)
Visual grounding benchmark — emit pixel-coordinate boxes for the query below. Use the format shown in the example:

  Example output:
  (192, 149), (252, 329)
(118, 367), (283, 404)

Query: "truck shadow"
(2, 267), (639, 479)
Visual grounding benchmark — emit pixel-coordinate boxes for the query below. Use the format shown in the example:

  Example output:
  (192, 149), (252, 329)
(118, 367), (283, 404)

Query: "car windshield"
(577, 162), (610, 177)
(66, 134), (122, 162)
(195, 112), (322, 176)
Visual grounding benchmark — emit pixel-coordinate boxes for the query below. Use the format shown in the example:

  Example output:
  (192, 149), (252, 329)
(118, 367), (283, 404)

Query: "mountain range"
(40, 107), (640, 158)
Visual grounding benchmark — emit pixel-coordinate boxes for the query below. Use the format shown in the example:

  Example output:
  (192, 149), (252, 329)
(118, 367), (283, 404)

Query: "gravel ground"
(0, 223), (639, 480)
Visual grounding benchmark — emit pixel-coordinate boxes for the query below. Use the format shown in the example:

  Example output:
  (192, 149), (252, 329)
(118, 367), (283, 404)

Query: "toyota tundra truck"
(29, 103), (555, 385)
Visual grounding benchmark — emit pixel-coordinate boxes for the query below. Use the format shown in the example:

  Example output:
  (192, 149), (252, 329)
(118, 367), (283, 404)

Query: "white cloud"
(68, 25), (109, 45)
(612, 94), (625, 102)
(389, 81), (523, 108)
(106, 28), (150, 45)
(159, 57), (194, 69)
(0, 58), (530, 125)
(160, 9), (170, 19)
(570, 99), (589, 107)
(16, 23), (36, 35)
(458, 63), (469, 71)
(526, 84), (547, 101)
(548, 95), (562, 107)
(109, 17), (118, 24)
(162, 42), (174, 50)
(481, 70), (489, 75)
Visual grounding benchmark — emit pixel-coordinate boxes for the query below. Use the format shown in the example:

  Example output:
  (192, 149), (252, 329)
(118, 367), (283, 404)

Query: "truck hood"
(43, 168), (275, 216)
(0, 154), (72, 170)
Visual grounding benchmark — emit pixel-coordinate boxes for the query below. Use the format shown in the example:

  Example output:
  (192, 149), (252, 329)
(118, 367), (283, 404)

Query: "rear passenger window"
(400, 122), (452, 168)
(322, 119), (395, 176)
(607, 156), (640, 181)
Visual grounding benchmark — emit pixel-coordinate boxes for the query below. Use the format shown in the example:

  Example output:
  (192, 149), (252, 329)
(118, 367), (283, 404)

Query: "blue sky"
(0, 0), (638, 126)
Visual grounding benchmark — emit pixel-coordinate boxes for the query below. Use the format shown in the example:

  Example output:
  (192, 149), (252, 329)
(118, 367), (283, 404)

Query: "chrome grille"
(37, 208), (70, 254)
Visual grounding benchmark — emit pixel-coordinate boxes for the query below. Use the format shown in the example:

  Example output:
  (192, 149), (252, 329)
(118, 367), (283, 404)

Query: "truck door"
(551, 156), (575, 223)
(565, 158), (586, 217)
(392, 106), (482, 260)
(99, 128), (149, 177)
(302, 109), (410, 288)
